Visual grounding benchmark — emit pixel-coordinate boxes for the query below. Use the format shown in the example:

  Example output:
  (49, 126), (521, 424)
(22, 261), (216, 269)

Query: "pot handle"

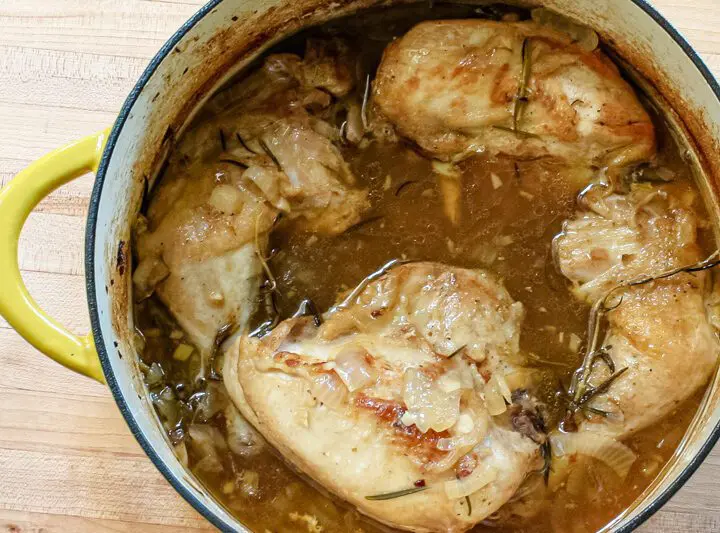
(0, 130), (109, 383)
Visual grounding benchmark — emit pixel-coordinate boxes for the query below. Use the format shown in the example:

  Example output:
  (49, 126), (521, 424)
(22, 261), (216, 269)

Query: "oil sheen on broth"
(133, 4), (715, 532)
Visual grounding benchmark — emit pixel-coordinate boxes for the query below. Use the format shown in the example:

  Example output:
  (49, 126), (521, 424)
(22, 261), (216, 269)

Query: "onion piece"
(484, 376), (507, 416)
(445, 464), (498, 499)
(403, 368), (461, 432)
(334, 347), (378, 392)
(145, 362), (165, 387)
(436, 412), (488, 452)
(550, 431), (637, 479)
(495, 374), (512, 403)
(132, 256), (170, 300)
(208, 184), (245, 215)
(173, 343), (194, 362)
(226, 404), (265, 457)
(311, 371), (348, 408)
(433, 161), (462, 225)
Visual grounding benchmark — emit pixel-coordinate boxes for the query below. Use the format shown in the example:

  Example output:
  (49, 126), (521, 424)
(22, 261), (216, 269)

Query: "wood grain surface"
(0, 1), (719, 532)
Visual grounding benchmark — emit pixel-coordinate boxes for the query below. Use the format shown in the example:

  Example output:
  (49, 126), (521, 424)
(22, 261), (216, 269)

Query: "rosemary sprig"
(513, 38), (532, 132)
(539, 439), (552, 485)
(292, 298), (323, 327)
(254, 211), (278, 293)
(564, 252), (720, 427)
(208, 322), (235, 380)
(465, 495), (472, 516)
(249, 293), (279, 338)
(365, 486), (428, 500)
(249, 211), (281, 338)
(331, 259), (413, 313)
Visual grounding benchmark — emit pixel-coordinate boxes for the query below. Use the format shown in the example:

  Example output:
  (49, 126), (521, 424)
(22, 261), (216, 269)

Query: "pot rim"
(85, 1), (720, 531)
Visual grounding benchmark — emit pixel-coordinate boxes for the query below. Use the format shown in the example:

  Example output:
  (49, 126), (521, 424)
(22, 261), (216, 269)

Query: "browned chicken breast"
(224, 262), (545, 532)
(554, 184), (719, 436)
(372, 20), (655, 167)
(133, 40), (369, 371)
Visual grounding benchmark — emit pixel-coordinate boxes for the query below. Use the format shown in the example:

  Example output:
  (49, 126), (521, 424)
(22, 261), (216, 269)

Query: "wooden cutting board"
(0, 1), (718, 531)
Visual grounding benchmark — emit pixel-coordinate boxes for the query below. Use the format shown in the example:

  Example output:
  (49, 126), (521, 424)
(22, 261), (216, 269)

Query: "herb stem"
(365, 486), (428, 500)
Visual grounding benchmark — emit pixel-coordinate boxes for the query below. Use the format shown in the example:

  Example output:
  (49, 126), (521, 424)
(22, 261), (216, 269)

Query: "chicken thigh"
(133, 40), (369, 368)
(554, 184), (719, 437)
(372, 20), (655, 167)
(224, 262), (545, 532)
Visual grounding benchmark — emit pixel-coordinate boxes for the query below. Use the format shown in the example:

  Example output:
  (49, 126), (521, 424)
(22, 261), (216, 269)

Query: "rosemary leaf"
(259, 139), (282, 170)
(584, 406), (611, 418)
(343, 215), (384, 234)
(493, 125), (539, 139)
(218, 158), (248, 169)
(578, 367), (629, 406)
(513, 38), (532, 131)
(236, 132), (257, 154)
(448, 345), (467, 359)
(332, 259), (413, 312)
(395, 180), (417, 197)
(292, 299), (323, 327)
(365, 486), (429, 500)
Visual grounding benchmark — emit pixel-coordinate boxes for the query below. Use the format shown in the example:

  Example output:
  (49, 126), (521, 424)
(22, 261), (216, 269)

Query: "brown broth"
(134, 4), (714, 532)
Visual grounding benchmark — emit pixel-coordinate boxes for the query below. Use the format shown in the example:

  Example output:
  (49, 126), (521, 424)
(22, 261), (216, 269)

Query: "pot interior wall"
(89, 1), (720, 531)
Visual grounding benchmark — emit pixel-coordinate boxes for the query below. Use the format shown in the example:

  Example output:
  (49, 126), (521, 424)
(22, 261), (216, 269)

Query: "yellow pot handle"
(0, 130), (110, 383)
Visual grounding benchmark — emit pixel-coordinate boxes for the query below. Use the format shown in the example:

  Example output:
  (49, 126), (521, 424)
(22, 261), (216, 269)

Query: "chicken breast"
(372, 20), (655, 167)
(224, 262), (545, 532)
(133, 39), (370, 368)
(554, 184), (719, 436)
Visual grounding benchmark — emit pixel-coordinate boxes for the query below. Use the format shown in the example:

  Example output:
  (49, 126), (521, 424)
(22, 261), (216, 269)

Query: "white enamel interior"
(89, 1), (720, 531)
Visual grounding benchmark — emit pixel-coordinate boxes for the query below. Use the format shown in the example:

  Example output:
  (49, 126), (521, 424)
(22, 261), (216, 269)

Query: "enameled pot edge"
(85, 1), (720, 531)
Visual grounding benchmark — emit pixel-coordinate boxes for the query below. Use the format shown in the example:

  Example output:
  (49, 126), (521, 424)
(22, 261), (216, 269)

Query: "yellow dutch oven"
(2, 1), (720, 531)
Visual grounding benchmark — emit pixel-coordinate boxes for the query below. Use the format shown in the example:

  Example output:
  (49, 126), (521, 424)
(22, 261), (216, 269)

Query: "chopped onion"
(445, 464), (497, 499)
(225, 404), (265, 457)
(403, 368), (461, 432)
(333, 346), (378, 392)
(550, 431), (637, 479)
(491, 173), (503, 190)
(495, 374), (512, 403)
(436, 414), (486, 452)
(188, 424), (227, 474)
(456, 413), (475, 434)
(311, 372), (347, 408)
(208, 184), (245, 214)
(173, 343), (194, 362)
(433, 161), (462, 225)
(145, 361), (165, 387)
(437, 363), (474, 393)
(345, 103), (364, 144)
(568, 333), (582, 353)
(238, 470), (261, 498)
(192, 382), (228, 422)
(174, 442), (188, 467)
(484, 376), (508, 416)
(151, 386), (180, 426)
(132, 257), (170, 300)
